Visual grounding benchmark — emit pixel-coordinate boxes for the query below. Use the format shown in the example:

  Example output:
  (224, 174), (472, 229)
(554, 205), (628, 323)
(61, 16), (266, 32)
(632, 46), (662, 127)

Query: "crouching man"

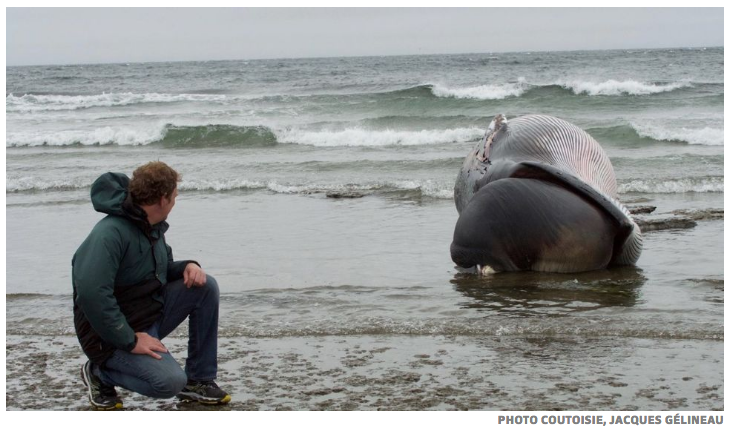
(72, 161), (230, 409)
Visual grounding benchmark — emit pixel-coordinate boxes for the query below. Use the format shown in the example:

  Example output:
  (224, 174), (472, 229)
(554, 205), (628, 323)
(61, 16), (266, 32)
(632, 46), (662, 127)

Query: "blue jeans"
(96, 275), (220, 398)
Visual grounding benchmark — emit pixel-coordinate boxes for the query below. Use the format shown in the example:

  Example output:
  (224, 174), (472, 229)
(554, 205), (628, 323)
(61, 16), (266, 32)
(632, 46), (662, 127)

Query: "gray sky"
(6, 7), (724, 66)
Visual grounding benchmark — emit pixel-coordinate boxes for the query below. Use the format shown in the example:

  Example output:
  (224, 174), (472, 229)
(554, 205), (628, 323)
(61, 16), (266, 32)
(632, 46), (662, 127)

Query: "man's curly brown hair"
(129, 161), (181, 206)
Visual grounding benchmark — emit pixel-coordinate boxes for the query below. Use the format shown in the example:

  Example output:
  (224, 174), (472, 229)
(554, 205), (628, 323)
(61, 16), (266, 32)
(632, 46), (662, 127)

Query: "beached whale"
(451, 114), (642, 274)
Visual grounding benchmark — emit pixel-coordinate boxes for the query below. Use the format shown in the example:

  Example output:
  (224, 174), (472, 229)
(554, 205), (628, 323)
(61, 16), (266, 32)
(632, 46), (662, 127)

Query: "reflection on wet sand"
(450, 266), (647, 316)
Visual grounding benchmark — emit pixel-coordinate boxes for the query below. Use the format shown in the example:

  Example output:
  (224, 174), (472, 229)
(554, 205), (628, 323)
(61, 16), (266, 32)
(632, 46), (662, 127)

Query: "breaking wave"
(7, 174), (456, 199)
(559, 80), (692, 96)
(6, 126), (167, 147)
(585, 123), (724, 146)
(6, 92), (229, 112)
(276, 127), (483, 147)
(430, 81), (528, 100)
(7, 123), (482, 147)
(424, 79), (696, 100)
(179, 178), (455, 199)
(630, 122), (724, 146)
(619, 177), (724, 194)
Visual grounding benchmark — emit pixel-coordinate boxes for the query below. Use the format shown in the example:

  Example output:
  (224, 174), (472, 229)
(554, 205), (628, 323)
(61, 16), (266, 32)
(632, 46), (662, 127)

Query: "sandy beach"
(6, 331), (723, 411)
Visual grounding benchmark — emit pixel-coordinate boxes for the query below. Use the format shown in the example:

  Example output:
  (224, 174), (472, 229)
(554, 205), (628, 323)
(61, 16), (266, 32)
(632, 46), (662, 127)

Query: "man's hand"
(131, 332), (168, 359)
(183, 263), (206, 288)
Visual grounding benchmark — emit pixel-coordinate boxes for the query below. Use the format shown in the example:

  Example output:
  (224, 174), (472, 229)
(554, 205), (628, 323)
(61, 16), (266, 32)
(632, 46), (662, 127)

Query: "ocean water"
(5, 48), (724, 410)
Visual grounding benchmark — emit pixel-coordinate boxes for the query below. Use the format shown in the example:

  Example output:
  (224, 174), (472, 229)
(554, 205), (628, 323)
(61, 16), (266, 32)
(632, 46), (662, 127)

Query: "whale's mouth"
(477, 114), (506, 163)
(454, 264), (499, 276)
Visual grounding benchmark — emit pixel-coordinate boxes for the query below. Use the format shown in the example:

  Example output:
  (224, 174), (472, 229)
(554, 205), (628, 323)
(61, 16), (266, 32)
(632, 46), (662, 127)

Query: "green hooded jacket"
(72, 172), (195, 365)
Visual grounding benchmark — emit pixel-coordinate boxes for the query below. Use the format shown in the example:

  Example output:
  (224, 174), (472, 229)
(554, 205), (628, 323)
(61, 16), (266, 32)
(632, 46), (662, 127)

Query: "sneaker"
(80, 361), (123, 410)
(177, 380), (231, 405)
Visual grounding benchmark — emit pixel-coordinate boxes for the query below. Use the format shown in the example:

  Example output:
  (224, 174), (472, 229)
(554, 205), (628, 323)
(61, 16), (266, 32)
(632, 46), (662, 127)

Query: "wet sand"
(6, 334), (723, 411)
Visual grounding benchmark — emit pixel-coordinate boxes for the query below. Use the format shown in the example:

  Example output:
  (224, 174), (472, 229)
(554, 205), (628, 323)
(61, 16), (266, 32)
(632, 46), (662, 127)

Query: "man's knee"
(147, 366), (188, 399)
(203, 275), (219, 299)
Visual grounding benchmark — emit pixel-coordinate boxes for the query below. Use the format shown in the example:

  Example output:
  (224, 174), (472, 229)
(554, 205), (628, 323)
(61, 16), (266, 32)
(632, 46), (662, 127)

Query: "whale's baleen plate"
(451, 114), (642, 273)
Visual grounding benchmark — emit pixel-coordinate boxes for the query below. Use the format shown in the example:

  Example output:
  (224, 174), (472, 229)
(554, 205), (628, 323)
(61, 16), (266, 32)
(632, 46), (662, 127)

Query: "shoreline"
(7, 334), (723, 411)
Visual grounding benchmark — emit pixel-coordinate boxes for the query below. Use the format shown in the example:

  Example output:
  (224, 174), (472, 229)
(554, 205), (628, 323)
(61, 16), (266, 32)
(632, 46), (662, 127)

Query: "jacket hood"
(91, 172), (130, 216)
(90, 172), (164, 235)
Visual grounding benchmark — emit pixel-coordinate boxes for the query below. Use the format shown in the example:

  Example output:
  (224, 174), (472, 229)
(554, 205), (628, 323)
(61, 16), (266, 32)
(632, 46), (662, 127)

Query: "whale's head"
(454, 114), (507, 213)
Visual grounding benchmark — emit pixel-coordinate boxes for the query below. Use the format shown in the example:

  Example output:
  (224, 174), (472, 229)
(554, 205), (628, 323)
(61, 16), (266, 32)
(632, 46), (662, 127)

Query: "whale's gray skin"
(451, 114), (642, 273)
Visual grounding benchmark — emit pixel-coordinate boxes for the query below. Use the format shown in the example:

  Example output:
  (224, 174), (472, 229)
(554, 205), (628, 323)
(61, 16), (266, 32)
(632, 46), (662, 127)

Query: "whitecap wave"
(178, 179), (267, 192)
(180, 179), (455, 198)
(6, 124), (167, 146)
(6, 176), (91, 193)
(430, 81), (527, 100)
(561, 80), (691, 96)
(389, 180), (454, 199)
(7, 124), (484, 148)
(619, 178), (723, 194)
(275, 127), (483, 147)
(631, 122), (724, 146)
(8, 176), (456, 198)
(6, 92), (228, 112)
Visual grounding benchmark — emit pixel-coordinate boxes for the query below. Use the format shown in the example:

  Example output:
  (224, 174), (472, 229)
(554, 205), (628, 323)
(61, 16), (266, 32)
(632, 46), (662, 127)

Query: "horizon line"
(6, 45), (723, 68)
